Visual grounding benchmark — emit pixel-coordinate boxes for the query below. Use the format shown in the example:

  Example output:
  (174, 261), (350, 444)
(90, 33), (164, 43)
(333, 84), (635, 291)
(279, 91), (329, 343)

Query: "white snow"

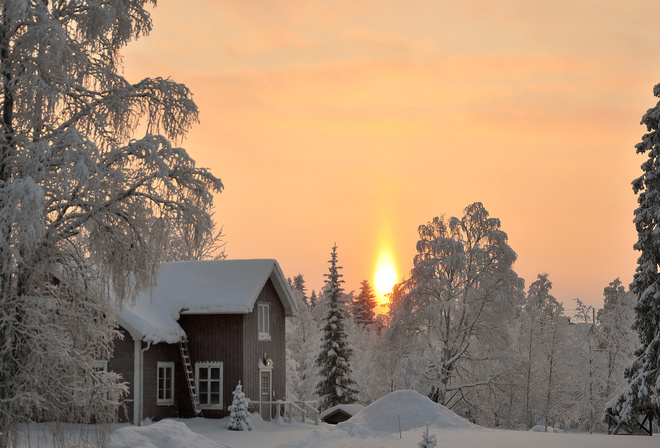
(338, 389), (474, 436)
(18, 414), (660, 448)
(108, 420), (229, 448)
(115, 259), (296, 343)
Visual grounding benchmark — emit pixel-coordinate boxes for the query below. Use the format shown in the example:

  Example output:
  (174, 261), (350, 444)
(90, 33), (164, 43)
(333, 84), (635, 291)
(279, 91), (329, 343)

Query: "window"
(92, 360), (108, 372)
(196, 362), (223, 409)
(258, 302), (270, 340)
(157, 362), (175, 405)
(261, 372), (271, 397)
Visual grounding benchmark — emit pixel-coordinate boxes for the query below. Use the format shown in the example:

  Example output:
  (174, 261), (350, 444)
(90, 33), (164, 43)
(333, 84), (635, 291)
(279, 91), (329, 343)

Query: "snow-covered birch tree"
(286, 281), (321, 401)
(609, 83), (660, 429)
(315, 244), (357, 411)
(388, 203), (521, 408)
(597, 279), (636, 406)
(0, 1), (222, 446)
(519, 274), (560, 429)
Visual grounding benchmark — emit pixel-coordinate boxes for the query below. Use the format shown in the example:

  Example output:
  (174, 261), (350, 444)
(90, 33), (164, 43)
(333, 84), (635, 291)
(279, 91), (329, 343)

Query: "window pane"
(199, 381), (208, 395)
(199, 368), (208, 380)
(211, 368), (220, 380)
(211, 382), (220, 393)
(210, 393), (220, 404)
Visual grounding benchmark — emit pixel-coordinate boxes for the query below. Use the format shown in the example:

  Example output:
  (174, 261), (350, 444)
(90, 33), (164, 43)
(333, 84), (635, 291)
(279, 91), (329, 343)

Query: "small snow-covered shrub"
(227, 382), (253, 431)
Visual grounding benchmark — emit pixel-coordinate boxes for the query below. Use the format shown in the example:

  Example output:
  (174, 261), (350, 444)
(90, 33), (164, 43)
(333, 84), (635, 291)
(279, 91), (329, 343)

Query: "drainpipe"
(133, 339), (152, 426)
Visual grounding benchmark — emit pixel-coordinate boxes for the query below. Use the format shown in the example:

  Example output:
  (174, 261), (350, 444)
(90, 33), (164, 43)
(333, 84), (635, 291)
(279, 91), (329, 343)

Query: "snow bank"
(338, 390), (476, 436)
(108, 420), (230, 448)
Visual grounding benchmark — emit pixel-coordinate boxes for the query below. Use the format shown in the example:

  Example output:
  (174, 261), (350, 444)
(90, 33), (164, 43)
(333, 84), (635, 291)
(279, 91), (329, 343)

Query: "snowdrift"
(338, 390), (476, 436)
(108, 420), (230, 448)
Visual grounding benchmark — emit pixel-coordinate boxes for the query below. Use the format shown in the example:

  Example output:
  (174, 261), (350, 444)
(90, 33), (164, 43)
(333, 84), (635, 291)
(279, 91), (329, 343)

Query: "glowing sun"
(373, 251), (398, 304)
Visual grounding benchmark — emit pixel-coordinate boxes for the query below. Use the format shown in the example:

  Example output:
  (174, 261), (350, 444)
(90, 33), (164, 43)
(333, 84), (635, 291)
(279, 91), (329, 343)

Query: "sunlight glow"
(373, 251), (398, 304)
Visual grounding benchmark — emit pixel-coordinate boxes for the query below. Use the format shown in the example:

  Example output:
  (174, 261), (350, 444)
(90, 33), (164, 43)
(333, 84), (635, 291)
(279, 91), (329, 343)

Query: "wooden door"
(260, 370), (272, 420)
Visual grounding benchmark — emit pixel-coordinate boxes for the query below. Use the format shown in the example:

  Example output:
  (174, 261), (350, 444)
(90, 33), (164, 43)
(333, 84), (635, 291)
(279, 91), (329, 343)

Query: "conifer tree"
(309, 289), (319, 309)
(292, 274), (309, 307)
(227, 381), (253, 431)
(315, 244), (357, 411)
(610, 83), (660, 428)
(417, 423), (437, 448)
(351, 279), (378, 328)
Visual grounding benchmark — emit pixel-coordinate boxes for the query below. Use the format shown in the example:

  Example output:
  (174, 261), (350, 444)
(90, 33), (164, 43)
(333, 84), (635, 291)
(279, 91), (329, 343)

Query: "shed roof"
(320, 404), (366, 423)
(116, 259), (297, 344)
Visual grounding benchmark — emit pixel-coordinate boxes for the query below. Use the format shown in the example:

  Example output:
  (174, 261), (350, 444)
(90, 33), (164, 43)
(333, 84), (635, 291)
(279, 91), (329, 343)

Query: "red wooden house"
(108, 259), (298, 425)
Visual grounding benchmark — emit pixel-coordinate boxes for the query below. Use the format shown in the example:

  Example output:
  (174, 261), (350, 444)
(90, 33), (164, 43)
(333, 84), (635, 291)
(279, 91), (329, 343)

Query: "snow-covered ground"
(18, 390), (659, 448)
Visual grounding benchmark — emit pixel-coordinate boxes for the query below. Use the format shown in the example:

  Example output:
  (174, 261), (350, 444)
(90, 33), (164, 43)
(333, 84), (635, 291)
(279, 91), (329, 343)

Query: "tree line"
(288, 203), (637, 432)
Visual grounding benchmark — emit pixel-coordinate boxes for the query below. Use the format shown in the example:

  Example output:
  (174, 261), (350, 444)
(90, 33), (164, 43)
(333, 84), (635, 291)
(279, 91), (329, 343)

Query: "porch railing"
(248, 400), (320, 425)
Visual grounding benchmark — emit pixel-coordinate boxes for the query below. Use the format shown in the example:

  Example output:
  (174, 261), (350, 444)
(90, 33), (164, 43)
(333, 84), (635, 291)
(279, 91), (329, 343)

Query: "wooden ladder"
(179, 339), (202, 416)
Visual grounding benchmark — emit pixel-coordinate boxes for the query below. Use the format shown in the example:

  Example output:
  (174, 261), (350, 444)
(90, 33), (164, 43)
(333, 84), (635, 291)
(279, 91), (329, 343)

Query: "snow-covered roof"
(116, 259), (297, 344)
(320, 404), (365, 420)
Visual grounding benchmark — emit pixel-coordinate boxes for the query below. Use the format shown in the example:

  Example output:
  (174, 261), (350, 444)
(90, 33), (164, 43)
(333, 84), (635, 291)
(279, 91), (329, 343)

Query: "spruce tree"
(292, 274), (309, 307)
(351, 280), (378, 328)
(227, 381), (253, 431)
(417, 423), (437, 448)
(610, 83), (660, 428)
(309, 290), (319, 309)
(315, 244), (357, 411)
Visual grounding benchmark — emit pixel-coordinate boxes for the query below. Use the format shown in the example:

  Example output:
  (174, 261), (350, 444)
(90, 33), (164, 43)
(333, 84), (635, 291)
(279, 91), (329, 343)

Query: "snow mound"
(108, 420), (230, 448)
(337, 390), (476, 436)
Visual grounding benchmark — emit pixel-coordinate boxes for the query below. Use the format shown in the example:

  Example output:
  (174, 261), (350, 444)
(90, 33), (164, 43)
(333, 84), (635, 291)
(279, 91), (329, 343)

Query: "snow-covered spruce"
(0, 2), (221, 447)
(315, 244), (358, 411)
(351, 279), (378, 328)
(418, 423), (437, 448)
(227, 381), (253, 431)
(609, 82), (660, 428)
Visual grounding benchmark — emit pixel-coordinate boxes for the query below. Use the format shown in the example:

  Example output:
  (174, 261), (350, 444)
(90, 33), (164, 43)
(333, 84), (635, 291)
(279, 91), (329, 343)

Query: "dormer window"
(258, 302), (270, 340)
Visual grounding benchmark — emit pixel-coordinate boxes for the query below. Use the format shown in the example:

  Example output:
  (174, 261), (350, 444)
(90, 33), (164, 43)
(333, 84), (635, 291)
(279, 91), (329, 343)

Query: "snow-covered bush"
(227, 382), (253, 431)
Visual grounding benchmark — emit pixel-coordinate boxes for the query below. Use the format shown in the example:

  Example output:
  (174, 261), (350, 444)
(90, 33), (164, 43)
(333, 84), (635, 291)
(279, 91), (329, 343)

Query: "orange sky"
(123, 0), (660, 312)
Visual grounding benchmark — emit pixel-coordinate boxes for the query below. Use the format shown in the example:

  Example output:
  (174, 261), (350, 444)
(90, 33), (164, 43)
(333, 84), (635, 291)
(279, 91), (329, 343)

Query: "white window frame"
(195, 362), (223, 409)
(92, 360), (108, 372)
(258, 302), (271, 341)
(157, 362), (175, 406)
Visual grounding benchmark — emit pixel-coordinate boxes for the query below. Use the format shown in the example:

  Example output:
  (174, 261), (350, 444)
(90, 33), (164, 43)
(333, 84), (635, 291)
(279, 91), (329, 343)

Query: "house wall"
(108, 327), (135, 423)
(179, 313), (244, 419)
(109, 328), (181, 423)
(243, 278), (287, 415)
(141, 341), (180, 421)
